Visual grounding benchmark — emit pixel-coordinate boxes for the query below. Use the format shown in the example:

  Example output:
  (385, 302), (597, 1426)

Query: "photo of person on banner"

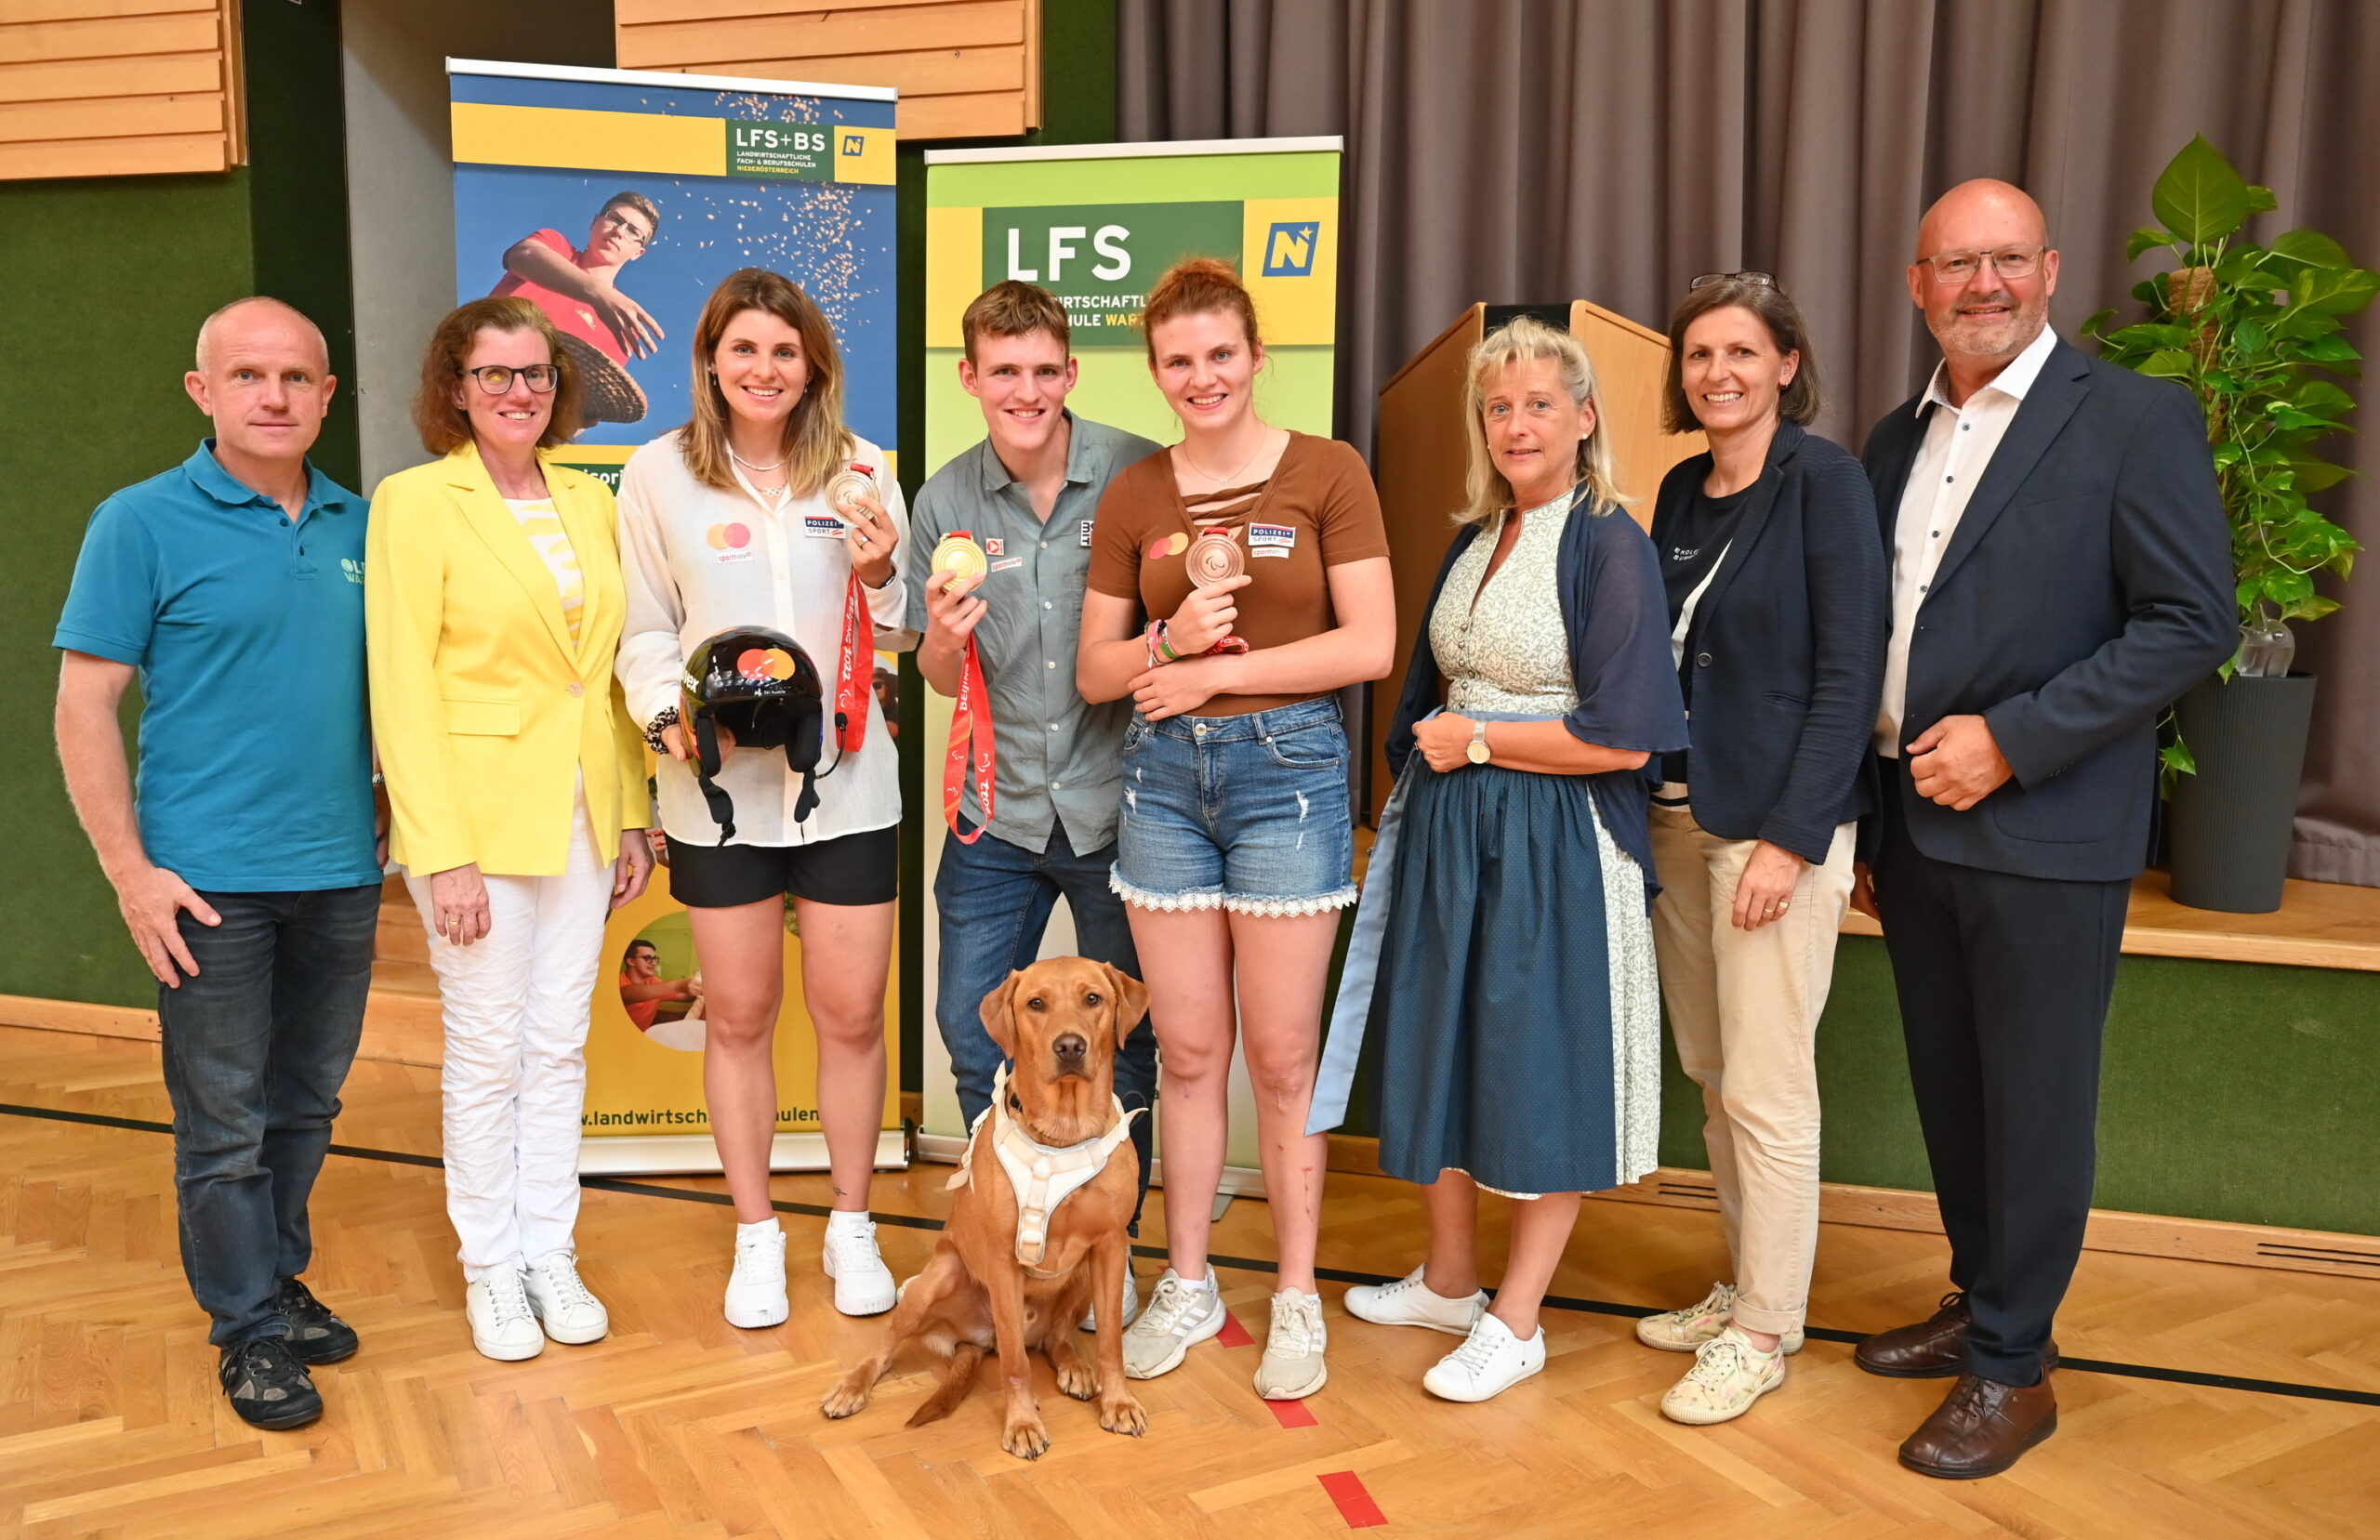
(492, 191), (665, 428)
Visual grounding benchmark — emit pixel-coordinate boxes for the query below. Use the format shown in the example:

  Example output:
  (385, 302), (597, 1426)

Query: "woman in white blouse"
(615, 268), (914, 1326)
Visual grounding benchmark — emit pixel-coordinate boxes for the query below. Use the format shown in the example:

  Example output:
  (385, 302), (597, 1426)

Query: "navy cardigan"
(1386, 497), (1689, 904)
(1646, 423), (1888, 864)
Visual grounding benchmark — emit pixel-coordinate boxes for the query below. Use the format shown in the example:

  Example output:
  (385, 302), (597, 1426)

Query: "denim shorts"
(1110, 697), (1358, 917)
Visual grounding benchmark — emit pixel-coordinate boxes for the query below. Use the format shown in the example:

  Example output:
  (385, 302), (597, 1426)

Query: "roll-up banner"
(916, 139), (1343, 1167)
(447, 59), (903, 1175)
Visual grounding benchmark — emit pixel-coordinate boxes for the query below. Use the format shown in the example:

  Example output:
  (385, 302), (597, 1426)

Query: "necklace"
(1180, 428), (1275, 490)
(729, 445), (787, 473)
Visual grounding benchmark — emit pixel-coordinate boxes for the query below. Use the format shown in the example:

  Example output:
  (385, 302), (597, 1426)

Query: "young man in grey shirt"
(906, 282), (1160, 1323)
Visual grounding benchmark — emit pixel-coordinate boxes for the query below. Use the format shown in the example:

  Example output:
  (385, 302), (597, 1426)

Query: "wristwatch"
(1466, 719), (1492, 765)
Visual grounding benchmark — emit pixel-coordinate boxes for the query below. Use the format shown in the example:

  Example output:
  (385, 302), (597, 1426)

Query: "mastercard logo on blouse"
(706, 522), (755, 561)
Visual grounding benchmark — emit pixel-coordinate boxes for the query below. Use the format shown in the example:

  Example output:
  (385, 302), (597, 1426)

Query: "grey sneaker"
(1635, 1282), (1804, 1355)
(1252, 1288), (1328, 1401)
(1121, 1268), (1226, 1379)
(1079, 1263), (1141, 1332)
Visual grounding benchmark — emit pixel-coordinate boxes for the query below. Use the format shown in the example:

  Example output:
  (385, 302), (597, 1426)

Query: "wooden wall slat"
(0, 90), (219, 143)
(0, 0), (236, 179)
(0, 12), (220, 66)
(616, 0), (1038, 138)
(617, 0), (1023, 70)
(0, 130), (223, 178)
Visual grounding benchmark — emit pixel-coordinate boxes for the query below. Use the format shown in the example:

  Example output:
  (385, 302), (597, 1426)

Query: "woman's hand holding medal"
(1162, 572), (1250, 655)
(829, 469), (899, 588)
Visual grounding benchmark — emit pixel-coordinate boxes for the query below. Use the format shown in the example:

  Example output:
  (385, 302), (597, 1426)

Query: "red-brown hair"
(411, 296), (582, 456)
(1140, 257), (1262, 366)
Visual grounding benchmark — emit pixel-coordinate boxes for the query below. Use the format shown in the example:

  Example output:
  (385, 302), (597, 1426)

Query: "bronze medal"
(1187, 527), (1245, 588)
(932, 533), (987, 592)
(826, 467), (877, 514)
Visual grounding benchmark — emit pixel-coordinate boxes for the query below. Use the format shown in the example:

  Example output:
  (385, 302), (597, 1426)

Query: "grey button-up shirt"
(904, 414), (1162, 854)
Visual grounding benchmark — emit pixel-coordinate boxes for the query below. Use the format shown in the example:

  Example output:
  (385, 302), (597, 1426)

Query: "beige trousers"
(1647, 807), (1857, 1336)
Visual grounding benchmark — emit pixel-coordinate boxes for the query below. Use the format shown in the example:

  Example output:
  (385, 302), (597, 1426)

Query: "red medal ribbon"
(832, 462), (879, 754)
(941, 528), (997, 843)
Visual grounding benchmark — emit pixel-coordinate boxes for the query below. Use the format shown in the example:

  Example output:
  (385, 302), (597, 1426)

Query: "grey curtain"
(1119, 0), (2380, 883)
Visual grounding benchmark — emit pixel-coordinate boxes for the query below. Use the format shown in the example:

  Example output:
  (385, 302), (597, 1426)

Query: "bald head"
(1908, 178), (2059, 387)
(1915, 179), (2049, 264)
(194, 296), (328, 375)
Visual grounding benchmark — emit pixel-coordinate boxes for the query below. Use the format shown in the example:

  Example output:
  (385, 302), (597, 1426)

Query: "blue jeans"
(934, 823), (1156, 1230)
(160, 884), (380, 1347)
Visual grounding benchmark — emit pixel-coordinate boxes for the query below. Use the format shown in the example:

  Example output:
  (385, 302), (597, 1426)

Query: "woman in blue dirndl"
(1312, 315), (1686, 1402)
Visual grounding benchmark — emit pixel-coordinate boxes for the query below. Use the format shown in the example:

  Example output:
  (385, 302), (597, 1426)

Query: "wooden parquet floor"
(2, 1023), (2376, 1539)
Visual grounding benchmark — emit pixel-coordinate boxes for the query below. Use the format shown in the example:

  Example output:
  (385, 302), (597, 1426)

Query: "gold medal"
(1187, 528), (1245, 588)
(826, 467), (877, 514)
(932, 533), (987, 592)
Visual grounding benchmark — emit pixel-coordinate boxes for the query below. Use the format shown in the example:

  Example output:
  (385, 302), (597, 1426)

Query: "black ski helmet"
(680, 626), (825, 838)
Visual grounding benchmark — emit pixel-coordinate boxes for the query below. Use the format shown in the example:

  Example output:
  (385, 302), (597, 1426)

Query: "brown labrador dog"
(820, 956), (1149, 1458)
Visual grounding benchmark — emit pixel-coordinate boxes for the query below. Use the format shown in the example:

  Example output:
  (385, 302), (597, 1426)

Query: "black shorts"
(665, 825), (899, 909)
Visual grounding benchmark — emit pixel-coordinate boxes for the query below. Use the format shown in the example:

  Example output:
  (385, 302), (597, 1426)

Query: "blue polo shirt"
(54, 442), (380, 893)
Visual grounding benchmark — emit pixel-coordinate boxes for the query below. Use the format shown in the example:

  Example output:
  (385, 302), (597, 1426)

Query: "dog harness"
(948, 1063), (1143, 1273)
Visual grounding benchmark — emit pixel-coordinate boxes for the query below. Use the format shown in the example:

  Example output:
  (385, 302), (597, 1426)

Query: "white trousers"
(406, 791), (613, 1283)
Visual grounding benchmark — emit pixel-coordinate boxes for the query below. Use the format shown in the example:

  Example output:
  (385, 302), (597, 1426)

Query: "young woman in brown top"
(1077, 258), (1395, 1402)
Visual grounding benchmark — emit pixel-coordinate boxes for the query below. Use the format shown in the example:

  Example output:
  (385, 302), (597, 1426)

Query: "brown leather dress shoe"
(1898, 1372), (2057, 1478)
(1856, 1291), (2060, 1380)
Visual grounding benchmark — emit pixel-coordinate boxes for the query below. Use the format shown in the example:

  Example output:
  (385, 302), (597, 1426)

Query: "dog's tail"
(904, 1341), (984, 1428)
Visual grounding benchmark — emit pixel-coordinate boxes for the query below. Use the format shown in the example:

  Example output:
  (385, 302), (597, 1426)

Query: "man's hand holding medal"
(1134, 527), (1251, 721)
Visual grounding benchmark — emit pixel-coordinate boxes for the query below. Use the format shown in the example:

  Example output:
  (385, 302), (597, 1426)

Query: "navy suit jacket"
(1859, 335), (2234, 882)
(1649, 424), (1887, 865)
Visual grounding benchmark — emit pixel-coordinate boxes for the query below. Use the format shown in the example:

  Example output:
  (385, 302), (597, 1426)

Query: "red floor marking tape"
(1318, 1470), (1387, 1528)
(1264, 1395), (1318, 1428)
(1216, 1309), (1255, 1348)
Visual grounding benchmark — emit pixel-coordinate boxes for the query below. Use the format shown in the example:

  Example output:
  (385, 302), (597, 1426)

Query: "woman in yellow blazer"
(366, 296), (653, 1363)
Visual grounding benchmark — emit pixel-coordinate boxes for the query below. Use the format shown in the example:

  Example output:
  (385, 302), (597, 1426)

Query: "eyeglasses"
(600, 210), (654, 250)
(462, 363), (559, 395)
(1689, 270), (1776, 291)
(1917, 244), (2047, 283)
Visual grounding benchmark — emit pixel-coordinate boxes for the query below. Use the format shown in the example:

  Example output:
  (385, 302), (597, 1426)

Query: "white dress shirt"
(615, 430), (916, 847)
(1875, 323), (2061, 756)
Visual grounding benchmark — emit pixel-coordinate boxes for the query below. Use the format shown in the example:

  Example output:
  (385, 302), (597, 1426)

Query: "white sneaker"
(1121, 1269), (1227, 1379)
(822, 1220), (897, 1317)
(724, 1228), (789, 1329)
(466, 1268), (545, 1362)
(1080, 1264), (1140, 1332)
(1253, 1288), (1329, 1401)
(523, 1253), (609, 1345)
(1660, 1324), (1786, 1425)
(1634, 1282), (1804, 1355)
(1422, 1311), (1545, 1402)
(1343, 1266), (1488, 1336)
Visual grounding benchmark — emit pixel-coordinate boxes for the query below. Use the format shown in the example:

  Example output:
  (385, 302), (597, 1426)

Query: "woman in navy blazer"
(1631, 275), (1886, 1426)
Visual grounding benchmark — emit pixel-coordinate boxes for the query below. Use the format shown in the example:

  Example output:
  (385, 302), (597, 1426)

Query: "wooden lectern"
(1368, 300), (1705, 821)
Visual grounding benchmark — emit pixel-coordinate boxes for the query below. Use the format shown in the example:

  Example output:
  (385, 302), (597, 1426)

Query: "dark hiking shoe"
(275, 1277), (359, 1364)
(218, 1336), (324, 1430)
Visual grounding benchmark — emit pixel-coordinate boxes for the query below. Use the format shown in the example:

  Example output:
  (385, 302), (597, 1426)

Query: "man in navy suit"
(1848, 180), (2232, 1478)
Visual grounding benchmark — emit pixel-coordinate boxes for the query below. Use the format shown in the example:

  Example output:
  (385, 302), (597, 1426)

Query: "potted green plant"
(2086, 135), (2374, 913)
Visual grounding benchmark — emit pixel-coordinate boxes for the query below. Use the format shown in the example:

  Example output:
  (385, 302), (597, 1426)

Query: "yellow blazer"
(366, 442), (650, 877)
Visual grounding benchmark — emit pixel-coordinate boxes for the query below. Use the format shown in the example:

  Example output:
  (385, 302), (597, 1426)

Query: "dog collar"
(947, 1063), (1142, 1272)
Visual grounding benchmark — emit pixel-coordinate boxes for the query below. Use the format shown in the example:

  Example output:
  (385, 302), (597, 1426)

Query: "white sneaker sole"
(832, 1283), (896, 1318)
(1423, 1354), (1542, 1403)
(1256, 1359), (1328, 1401)
(471, 1330), (545, 1362)
(724, 1292), (789, 1329)
(531, 1309), (609, 1346)
(1122, 1300), (1227, 1380)
(1344, 1292), (1482, 1338)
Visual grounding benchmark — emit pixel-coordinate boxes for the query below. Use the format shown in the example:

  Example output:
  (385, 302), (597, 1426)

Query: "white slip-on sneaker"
(1343, 1266), (1488, 1337)
(1423, 1310), (1545, 1402)
(466, 1268), (545, 1362)
(1634, 1282), (1804, 1355)
(1253, 1288), (1329, 1401)
(523, 1253), (610, 1345)
(1122, 1268), (1227, 1379)
(822, 1220), (898, 1317)
(1080, 1263), (1140, 1332)
(724, 1228), (789, 1329)
(1660, 1324), (1786, 1425)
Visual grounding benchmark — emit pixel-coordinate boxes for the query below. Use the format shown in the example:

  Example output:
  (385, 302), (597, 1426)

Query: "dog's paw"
(1001, 1415), (1051, 1460)
(1053, 1356), (1099, 1402)
(819, 1374), (874, 1419)
(1098, 1391), (1148, 1438)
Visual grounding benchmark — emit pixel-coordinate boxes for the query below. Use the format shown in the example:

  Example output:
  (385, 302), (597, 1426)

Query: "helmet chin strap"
(693, 714), (737, 843)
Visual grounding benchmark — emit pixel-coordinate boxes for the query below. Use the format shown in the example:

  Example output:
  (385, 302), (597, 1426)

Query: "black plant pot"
(2167, 671), (2318, 913)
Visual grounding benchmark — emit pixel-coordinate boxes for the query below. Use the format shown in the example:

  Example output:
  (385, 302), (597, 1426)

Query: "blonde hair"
(1456, 314), (1625, 526)
(680, 269), (853, 495)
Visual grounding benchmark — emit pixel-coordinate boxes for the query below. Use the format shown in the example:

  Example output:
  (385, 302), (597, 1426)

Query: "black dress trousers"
(1871, 761), (2132, 1385)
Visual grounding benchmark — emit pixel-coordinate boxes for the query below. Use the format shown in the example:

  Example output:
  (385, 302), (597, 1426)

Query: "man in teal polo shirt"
(54, 297), (382, 1431)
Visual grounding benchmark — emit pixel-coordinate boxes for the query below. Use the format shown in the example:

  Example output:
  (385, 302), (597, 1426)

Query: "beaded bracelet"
(643, 706), (681, 755)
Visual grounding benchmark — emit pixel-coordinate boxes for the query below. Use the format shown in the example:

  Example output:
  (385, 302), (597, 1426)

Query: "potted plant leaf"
(2086, 135), (2374, 912)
